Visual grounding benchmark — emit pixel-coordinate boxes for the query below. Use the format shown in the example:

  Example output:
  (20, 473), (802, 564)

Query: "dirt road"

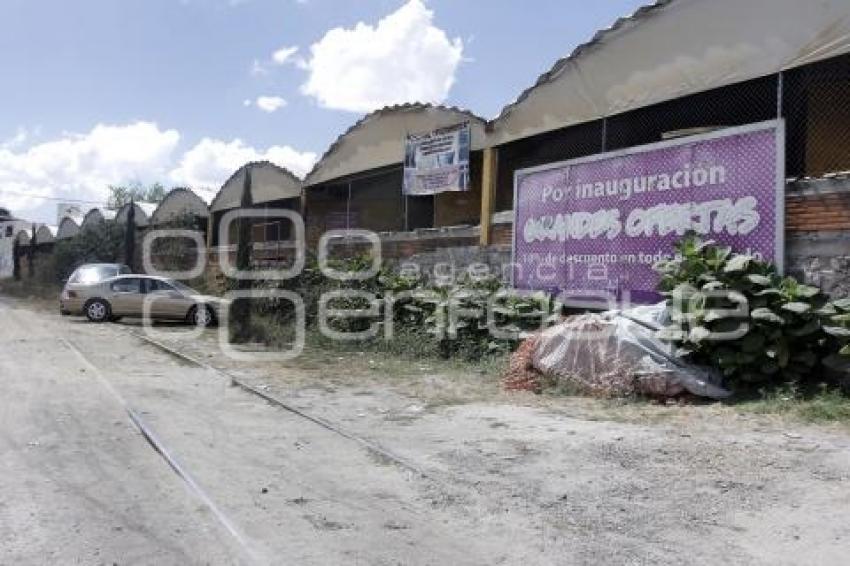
(2, 297), (850, 565)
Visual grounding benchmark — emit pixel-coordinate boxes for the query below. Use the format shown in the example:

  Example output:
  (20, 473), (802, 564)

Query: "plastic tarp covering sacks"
(531, 304), (730, 399)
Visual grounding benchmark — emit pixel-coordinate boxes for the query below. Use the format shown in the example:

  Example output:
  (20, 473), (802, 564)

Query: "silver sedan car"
(62, 274), (227, 326)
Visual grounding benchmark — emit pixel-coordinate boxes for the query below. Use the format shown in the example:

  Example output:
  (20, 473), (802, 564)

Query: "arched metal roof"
(114, 201), (158, 227)
(150, 188), (210, 225)
(210, 161), (302, 213)
(35, 224), (57, 244)
(81, 207), (117, 229)
(489, 0), (850, 145)
(304, 103), (488, 188)
(57, 216), (81, 239)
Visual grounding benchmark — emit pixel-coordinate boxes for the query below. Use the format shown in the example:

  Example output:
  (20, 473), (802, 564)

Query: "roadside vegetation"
(237, 254), (547, 361)
(655, 235), (850, 389)
(652, 235), (850, 423)
(4, 220), (849, 424)
(735, 383), (850, 423)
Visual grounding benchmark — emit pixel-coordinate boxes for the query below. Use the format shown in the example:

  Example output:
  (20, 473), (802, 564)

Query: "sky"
(0, 0), (647, 224)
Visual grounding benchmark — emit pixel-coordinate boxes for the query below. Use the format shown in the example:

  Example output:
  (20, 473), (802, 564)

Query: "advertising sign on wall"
(513, 120), (785, 305)
(403, 122), (470, 196)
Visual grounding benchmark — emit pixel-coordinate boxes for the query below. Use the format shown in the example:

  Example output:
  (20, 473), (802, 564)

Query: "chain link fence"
(496, 52), (850, 211)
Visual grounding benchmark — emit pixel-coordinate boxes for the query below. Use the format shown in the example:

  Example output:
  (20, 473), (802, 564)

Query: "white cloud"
(271, 45), (299, 65)
(250, 58), (269, 77)
(169, 138), (317, 191)
(2, 127), (30, 150)
(0, 122), (179, 222)
(0, 122), (316, 222)
(255, 95), (287, 113)
(299, 0), (463, 113)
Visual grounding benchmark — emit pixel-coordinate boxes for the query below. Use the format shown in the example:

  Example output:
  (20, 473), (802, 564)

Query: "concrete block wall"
(784, 177), (850, 297)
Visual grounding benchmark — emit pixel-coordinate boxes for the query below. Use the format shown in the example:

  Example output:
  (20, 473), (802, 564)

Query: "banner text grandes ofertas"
(522, 163), (762, 242)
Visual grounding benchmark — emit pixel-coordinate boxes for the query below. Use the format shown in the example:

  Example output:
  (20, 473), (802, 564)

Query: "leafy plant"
(251, 254), (555, 362)
(820, 297), (850, 356)
(401, 275), (553, 360)
(655, 235), (842, 388)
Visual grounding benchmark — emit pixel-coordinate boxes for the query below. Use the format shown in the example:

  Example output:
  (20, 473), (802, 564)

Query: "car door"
(109, 278), (144, 315)
(146, 279), (193, 320)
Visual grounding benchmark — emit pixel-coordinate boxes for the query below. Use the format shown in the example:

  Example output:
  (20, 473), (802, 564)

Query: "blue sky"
(0, 0), (647, 223)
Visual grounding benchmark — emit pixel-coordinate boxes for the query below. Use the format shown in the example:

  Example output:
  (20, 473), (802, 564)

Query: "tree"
(52, 222), (125, 283)
(230, 167), (253, 342)
(124, 198), (136, 269)
(107, 183), (167, 209)
(12, 237), (20, 281)
(0, 207), (12, 220)
(28, 223), (36, 278)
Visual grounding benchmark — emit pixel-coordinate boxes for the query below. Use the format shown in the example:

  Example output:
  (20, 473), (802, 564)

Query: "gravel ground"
(3, 296), (850, 565)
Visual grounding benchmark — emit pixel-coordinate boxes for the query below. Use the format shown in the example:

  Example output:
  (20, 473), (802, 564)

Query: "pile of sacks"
(503, 305), (730, 400)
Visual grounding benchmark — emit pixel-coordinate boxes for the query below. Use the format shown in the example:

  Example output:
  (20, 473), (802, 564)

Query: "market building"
(114, 201), (158, 228)
(149, 188), (209, 230)
(208, 161), (302, 249)
(56, 215), (82, 240)
(479, 0), (850, 296)
(34, 224), (57, 245)
(290, 0), (850, 296)
(302, 103), (490, 261)
(80, 207), (117, 230)
(2, 0), (849, 296)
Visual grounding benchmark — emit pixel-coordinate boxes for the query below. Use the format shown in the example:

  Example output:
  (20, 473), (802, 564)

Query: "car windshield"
(71, 265), (120, 284)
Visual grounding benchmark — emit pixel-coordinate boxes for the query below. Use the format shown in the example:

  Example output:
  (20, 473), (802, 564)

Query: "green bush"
(655, 235), (846, 388)
(247, 254), (554, 361)
(51, 222), (126, 283)
(820, 297), (850, 354)
(401, 275), (552, 360)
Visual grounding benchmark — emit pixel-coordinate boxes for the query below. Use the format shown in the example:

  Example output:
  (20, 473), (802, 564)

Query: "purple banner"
(513, 121), (784, 304)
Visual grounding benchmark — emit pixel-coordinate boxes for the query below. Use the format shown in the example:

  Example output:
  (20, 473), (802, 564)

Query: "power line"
(0, 188), (107, 205)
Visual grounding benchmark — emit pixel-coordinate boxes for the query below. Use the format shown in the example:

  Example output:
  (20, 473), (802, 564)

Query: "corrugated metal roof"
(492, 0), (672, 127)
(209, 160), (302, 212)
(150, 187), (210, 224)
(304, 102), (487, 187)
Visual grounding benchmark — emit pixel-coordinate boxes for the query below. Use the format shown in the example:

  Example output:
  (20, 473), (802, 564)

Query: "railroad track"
(126, 329), (435, 481)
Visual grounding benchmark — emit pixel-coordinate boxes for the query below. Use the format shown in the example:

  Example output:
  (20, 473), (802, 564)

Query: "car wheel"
(189, 304), (215, 328)
(85, 299), (111, 323)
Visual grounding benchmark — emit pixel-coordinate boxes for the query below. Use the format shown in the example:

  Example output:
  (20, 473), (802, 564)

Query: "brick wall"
(491, 223), (513, 247)
(784, 177), (850, 297)
(786, 190), (850, 231)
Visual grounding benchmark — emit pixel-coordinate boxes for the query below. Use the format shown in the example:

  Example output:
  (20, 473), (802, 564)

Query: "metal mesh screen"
(496, 52), (850, 210)
(783, 54), (850, 178)
(348, 168), (405, 233)
(495, 120), (605, 212)
(605, 75), (779, 151)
